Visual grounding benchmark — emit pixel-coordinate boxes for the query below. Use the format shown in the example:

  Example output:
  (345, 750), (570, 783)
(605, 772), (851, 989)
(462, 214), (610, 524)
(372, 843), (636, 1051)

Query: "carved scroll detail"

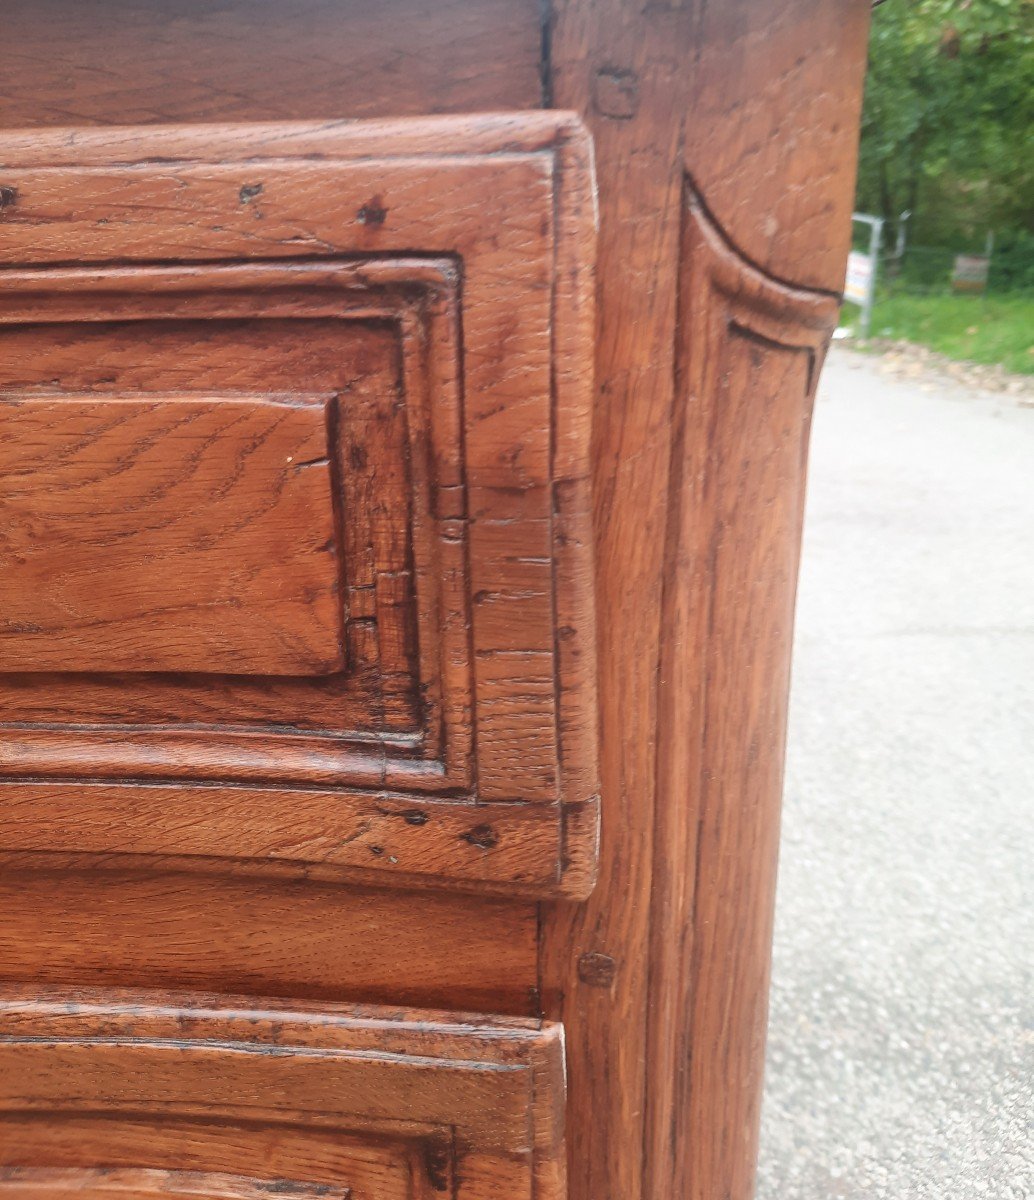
(644, 177), (841, 1199)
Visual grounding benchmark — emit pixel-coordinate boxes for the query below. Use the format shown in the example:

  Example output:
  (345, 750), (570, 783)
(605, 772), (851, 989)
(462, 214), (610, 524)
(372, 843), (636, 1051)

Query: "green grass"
(844, 291), (1034, 375)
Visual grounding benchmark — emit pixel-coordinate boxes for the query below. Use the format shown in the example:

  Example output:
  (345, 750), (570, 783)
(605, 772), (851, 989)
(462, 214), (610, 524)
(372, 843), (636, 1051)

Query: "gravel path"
(757, 347), (1034, 1200)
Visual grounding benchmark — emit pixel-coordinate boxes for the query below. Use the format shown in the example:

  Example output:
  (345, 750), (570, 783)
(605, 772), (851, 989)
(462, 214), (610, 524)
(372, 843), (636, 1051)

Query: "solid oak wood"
(0, 0), (544, 128)
(0, 113), (599, 899)
(0, 1168), (358, 1200)
(0, 4), (872, 1199)
(0, 394), (344, 676)
(0, 865), (540, 1016)
(542, 5), (870, 1200)
(647, 191), (840, 1200)
(0, 986), (567, 1200)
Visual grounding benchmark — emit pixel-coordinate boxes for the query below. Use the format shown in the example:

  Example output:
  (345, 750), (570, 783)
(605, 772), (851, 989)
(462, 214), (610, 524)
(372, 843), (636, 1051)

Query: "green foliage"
(857, 0), (1034, 244)
(844, 290), (1034, 373)
(988, 228), (1034, 289)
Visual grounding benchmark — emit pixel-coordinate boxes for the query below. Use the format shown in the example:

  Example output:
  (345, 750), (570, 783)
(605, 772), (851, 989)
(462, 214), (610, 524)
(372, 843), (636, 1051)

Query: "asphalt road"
(756, 347), (1034, 1199)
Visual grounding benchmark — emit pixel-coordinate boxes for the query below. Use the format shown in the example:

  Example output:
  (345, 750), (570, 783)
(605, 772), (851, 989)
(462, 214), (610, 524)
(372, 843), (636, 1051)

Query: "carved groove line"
(0, 117), (599, 898)
(0, 1168), (353, 1200)
(0, 261), (469, 792)
(0, 988), (567, 1198)
(643, 173), (842, 1196)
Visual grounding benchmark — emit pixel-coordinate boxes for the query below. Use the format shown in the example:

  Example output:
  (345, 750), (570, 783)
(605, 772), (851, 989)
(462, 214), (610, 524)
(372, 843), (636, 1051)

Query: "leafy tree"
(857, 0), (1034, 246)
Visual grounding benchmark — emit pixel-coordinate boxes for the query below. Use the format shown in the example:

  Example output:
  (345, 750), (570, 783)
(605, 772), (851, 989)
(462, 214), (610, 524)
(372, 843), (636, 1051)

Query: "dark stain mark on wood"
(238, 182), (264, 204)
(577, 951), (618, 988)
(423, 1136), (452, 1193)
(0, 185), (18, 212)
(257, 1184), (343, 1197)
(357, 195), (388, 226)
(460, 824), (498, 851)
(592, 65), (639, 119)
(375, 806), (430, 826)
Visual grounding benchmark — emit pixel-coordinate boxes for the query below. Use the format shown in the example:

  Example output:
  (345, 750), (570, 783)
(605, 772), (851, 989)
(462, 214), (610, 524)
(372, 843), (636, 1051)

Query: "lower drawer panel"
(0, 989), (566, 1200)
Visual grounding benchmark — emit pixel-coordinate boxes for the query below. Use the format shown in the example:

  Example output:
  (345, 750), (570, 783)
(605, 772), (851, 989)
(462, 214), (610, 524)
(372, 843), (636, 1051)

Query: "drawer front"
(0, 987), (566, 1200)
(0, 114), (598, 897)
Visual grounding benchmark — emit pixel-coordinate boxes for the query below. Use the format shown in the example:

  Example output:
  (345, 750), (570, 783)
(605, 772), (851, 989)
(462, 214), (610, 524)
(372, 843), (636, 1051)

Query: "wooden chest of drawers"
(0, 3), (871, 1198)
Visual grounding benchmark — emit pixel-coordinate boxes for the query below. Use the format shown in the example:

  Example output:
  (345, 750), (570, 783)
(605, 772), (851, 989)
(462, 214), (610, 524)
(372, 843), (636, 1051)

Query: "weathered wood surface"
(0, 863), (540, 1016)
(0, 1167), (364, 1200)
(543, 3), (870, 1199)
(0, 394), (343, 676)
(0, 4), (873, 1199)
(0, 112), (599, 899)
(0, 0), (544, 128)
(0, 986), (567, 1200)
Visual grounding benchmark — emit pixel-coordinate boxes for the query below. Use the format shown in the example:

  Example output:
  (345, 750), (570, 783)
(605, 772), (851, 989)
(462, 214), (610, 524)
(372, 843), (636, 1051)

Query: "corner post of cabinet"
(541, 2), (874, 1199)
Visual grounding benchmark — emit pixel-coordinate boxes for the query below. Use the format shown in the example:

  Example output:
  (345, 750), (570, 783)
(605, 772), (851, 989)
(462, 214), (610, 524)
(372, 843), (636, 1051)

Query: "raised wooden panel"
(0, 395), (343, 676)
(642, 185), (840, 1200)
(539, 164), (843, 1200)
(0, 270), (455, 749)
(0, 1131), (418, 1200)
(0, 113), (598, 898)
(0, 988), (567, 1200)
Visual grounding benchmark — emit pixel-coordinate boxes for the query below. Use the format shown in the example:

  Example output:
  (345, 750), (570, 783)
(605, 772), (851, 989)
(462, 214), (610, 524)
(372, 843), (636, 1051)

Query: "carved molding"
(0, 986), (567, 1200)
(0, 114), (599, 897)
(643, 176), (841, 1197)
(0, 1169), (354, 1200)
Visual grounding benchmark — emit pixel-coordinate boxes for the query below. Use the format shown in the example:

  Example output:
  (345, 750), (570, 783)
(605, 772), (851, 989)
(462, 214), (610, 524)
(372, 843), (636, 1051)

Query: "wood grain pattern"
(0, 0), (543, 129)
(0, 1135), (404, 1200)
(0, 270), (448, 752)
(0, 986), (567, 1200)
(542, 4), (870, 1199)
(0, 287), (424, 741)
(544, 8), (695, 1199)
(0, 113), (599, 898)
(0, 395), (343, 676)
(0, 783), (567, 892)
(0, 1168), (357, 1200)
(0, 865), (539, 1016)
(645, 186), (840, 1200)
(679, 0), (872, 291)
(0, 6), (875, 1200)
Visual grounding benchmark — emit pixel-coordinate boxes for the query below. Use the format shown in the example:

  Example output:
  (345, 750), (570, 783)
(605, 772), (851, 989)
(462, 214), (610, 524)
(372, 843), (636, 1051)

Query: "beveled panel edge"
(0, 259), (471, 791)
(0, 110), (592, 169)
(0, 115), (600, 899)
(0, 983), (567, 1200)
(0, 784), (597, 901)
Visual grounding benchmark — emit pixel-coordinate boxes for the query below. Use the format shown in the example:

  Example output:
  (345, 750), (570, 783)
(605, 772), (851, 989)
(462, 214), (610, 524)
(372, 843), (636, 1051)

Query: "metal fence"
(842, 216), (1034, 338)
(879, 242), (1034, 297)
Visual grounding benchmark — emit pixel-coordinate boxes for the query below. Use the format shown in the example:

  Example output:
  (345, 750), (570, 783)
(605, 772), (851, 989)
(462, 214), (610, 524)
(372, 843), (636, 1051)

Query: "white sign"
(844, 250), (873, 306)
(952, 254), (989, 293)
(848, 214), (884, 339)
